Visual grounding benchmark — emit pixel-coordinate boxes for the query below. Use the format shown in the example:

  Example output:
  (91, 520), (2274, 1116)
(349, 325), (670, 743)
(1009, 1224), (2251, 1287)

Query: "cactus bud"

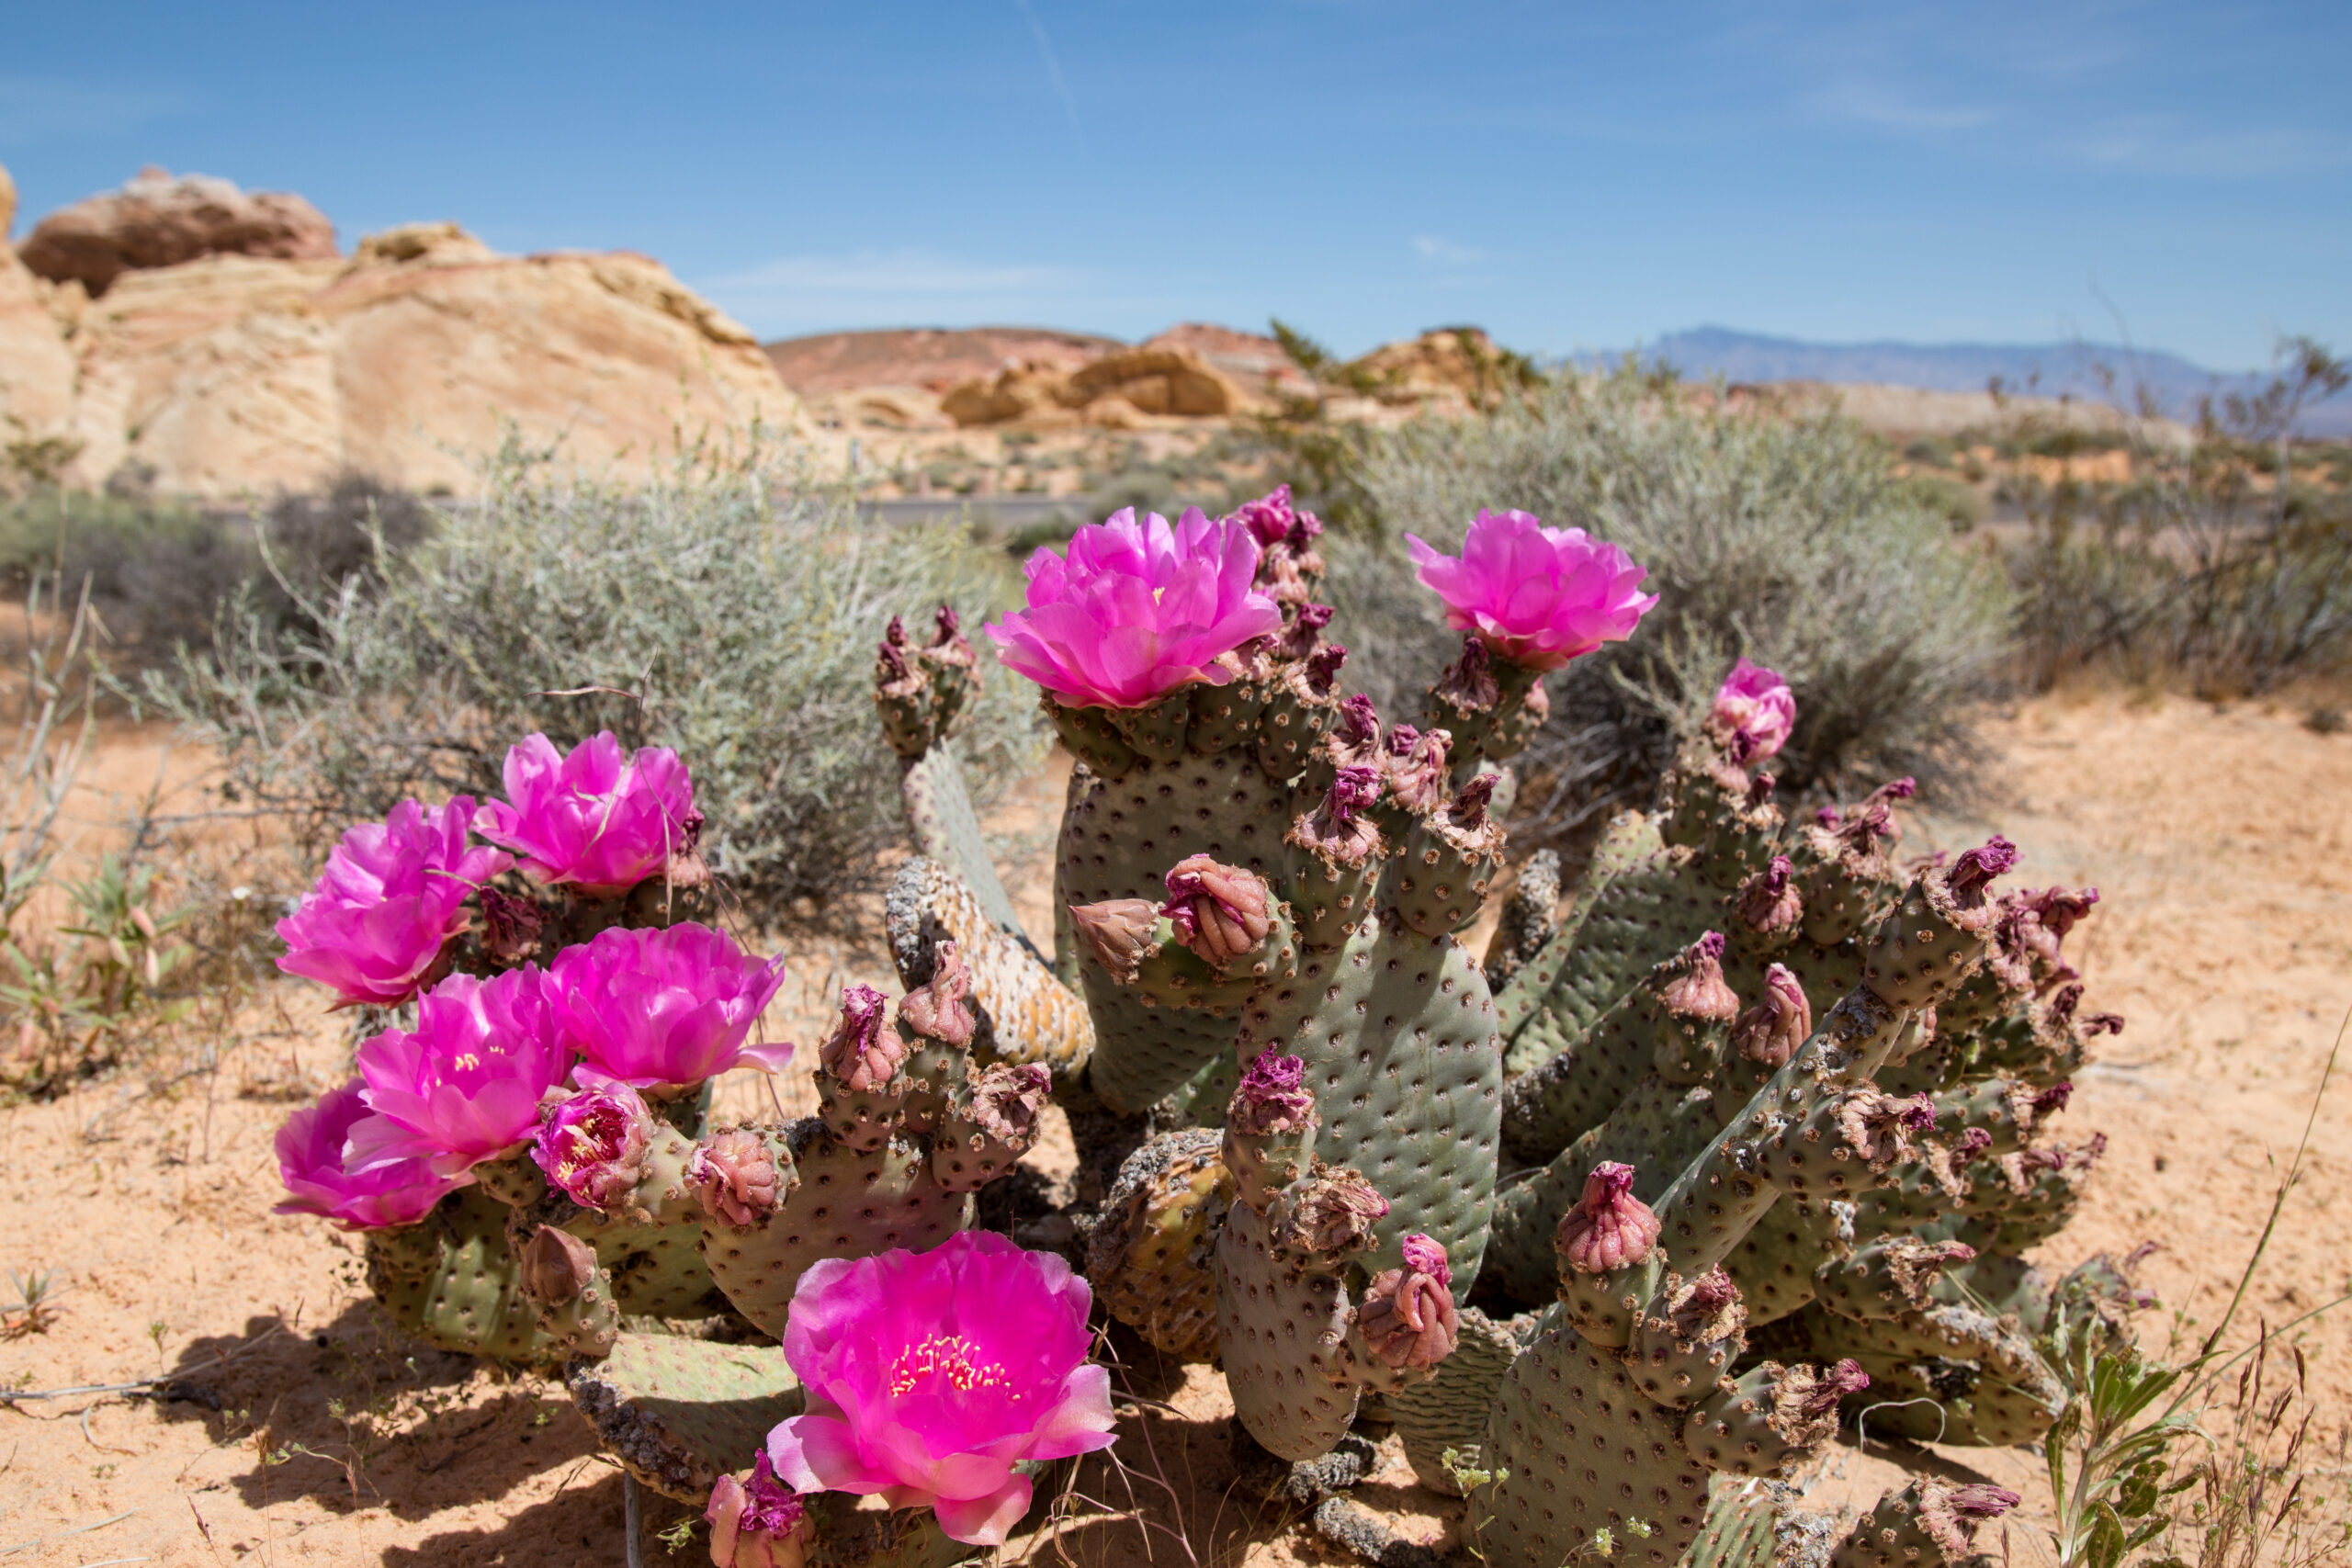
(1386, 728), (1454, 818)
(1434, 634), (1500, 713)
(1069, 898), (1160, 981)
(1355, 1234), (1459, 1371)
(1229, 1052), (1318, 1136)
(1660, 932), (1739, 1021)
(820, 983), (908, 1091)
(1835, 1089), (1937, 1172)
(876, 637), (921, 694)
(1747, 772), (1776, 806)
(1326, 693), (1384, 770)
(1732, 963), (1811, 1066)
(1287, 1168), (1389, 1254)
(1305, 643), (1347, 694)
(686, 1129), (784, 1227)
(531, 1084), (653, 1212)
(926, 604), (975, 667)
(707, 1454), (813, 1568)
(1736, 855), (1803, 937)
(964, 1062), (1050, 1145)
(1796, 1358), (1871, 1418)
(1555, 1161), (1662, 1274)
(1947, 836), (2019, 908)
(1282, 601), (1336, 661)
(517, 1223), (598, 1305)
(1450, 772), (1499, 829)
(479, 886), (545, 965)
(2032, 1080), (2075, 1117)
(898, 941), (976, 1047)
(1160, 856), (1275, 967)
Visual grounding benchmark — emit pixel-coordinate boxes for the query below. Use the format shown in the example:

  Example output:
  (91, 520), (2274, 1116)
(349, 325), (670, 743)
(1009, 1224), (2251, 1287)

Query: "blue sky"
(2, 2), (2345, 369)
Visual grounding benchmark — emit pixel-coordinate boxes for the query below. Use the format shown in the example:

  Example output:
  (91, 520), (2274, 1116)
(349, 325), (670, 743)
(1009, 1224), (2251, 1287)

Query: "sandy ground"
(2, 689), (2348, 1567)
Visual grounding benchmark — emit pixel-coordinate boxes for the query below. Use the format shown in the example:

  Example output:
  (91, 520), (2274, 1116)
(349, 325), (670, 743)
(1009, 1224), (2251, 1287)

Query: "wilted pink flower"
(1555, 1161), (1661, 1274)
(531, 1082), (654, 1211)
(1708, 659), (1796, 763)
(1229, 1052), (1318, 1136)
(818, 982), (906, 1090)
(1159, 855), (1274, 966)
(276, 797), (511, 1007)
(688, 1130), (786, 1227)
(1658, 931), (1738, 1021)
(707, 1454), (812, 1568)
(982, 507), (1284, 709)
(1404, 510), (1657, 671)
(274, 1079), (459, 1229)
(346, 967), (570, 1177)
(549, 923), (792, 1090)
(1355, 1234), (1459, 1371)
(474, 733), (702, 897)
(898, 942), (976, 1048)
(1947, 837), (2019, 908)
(1736, 855), (1802, 936)
(765, 1231), (1117, 1546)
(1068, 898), (1159, 981)
(1732, 963), (1811, 1067)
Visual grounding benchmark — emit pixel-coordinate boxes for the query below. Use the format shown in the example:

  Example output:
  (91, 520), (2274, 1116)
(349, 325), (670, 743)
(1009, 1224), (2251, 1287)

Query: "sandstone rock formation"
(938, 345), (1258, 429)
(1343, 326), (1531, 413)
(19, 167), (340, 295)
(765, 326), (1119, 395)
(0, 164), (799, 497)
(1142, 322), (1314, 398)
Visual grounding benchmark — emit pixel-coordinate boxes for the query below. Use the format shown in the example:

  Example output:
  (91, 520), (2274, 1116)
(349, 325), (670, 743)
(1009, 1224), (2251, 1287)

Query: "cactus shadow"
(381, 1467), (693, 1568)
(155, 1301), (600, 1521)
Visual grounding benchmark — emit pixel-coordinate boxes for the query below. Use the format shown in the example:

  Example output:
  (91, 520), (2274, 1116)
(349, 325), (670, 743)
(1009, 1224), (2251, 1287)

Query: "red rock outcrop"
(18, 167), (339, 295)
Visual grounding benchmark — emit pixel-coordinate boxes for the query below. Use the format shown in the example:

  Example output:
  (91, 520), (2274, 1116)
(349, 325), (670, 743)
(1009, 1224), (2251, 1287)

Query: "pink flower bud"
(898, 942), (977, 1048)
(1069, 898), (1160, 980)
(687, 1130), (784, 1227)
(1229, 1053), (1318, 1136)
(1406, 511), (1657, 671)
(1229, 483), (1305, 548)
(1555, 1161), (1661, 1274)
(1732, 964), (1811, 1066)
(1356, 1234), (1459, 1370)
(820, 983), (907, 1091)
(1707, 659), (1796, 763)
(707, 1454), (812, 1568)
(1736, 855), (1803, 935)
(1659, 932), (1738, 1021)
(531, 1084), (654, 1212)
(1160, 855), (1275, 966)
(983, 508), (1283, 709)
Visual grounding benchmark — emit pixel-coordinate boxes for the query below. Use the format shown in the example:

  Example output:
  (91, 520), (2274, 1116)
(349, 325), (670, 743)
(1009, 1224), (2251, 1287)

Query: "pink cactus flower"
(346, 967), (571, 1177)
(982, 507), (1283, 709)
(765, 1230), (1117, 1546)
(274, 1079), (459, 1230)
(1708, 658), (1797, 763)
(473, 732), (703, 897)
(276, 797), (511, 1007)
(1404, 510), (1657, 671)
(531, 1082), (655, 1211)
(548, 923), (793, 1090)
(1228, 483), (1311, 548)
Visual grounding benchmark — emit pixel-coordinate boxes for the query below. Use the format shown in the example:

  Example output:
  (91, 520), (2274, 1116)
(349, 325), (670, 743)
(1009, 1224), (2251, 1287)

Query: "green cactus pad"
(1215, 1198), (1361, 1461)
(1471, 1313), (1715, 1568)
(1388, 1305), (1540, 1495)
(698, 1123), (972, 1338)
(1234, 912), (1504, 1289)
(367, 1188), (557, 1364)
(569, 1329), (804, 1501)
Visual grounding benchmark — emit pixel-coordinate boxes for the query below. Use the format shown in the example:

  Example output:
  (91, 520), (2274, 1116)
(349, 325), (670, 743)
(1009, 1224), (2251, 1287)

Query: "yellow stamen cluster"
(886, 1333), (1010, 1399)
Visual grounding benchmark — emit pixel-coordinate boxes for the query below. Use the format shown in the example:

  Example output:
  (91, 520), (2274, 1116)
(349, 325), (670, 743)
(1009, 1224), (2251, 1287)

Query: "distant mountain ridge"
(1598, 326), (2351, 436)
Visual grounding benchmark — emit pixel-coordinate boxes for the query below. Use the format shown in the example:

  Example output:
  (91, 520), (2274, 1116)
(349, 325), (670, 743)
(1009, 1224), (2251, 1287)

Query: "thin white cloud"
(0, 77), (189, 141)
(2065, 116), (2352, 177)
(1412, 235), (1484, 265)
(1806, 79), (1998, 133)
(1012, 0), (1085, 152)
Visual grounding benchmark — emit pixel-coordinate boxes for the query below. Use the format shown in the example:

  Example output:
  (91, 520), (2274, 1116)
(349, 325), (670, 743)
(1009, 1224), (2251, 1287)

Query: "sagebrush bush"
(1331, 366), (2012, 844)
(149, 435), (1046, 925)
